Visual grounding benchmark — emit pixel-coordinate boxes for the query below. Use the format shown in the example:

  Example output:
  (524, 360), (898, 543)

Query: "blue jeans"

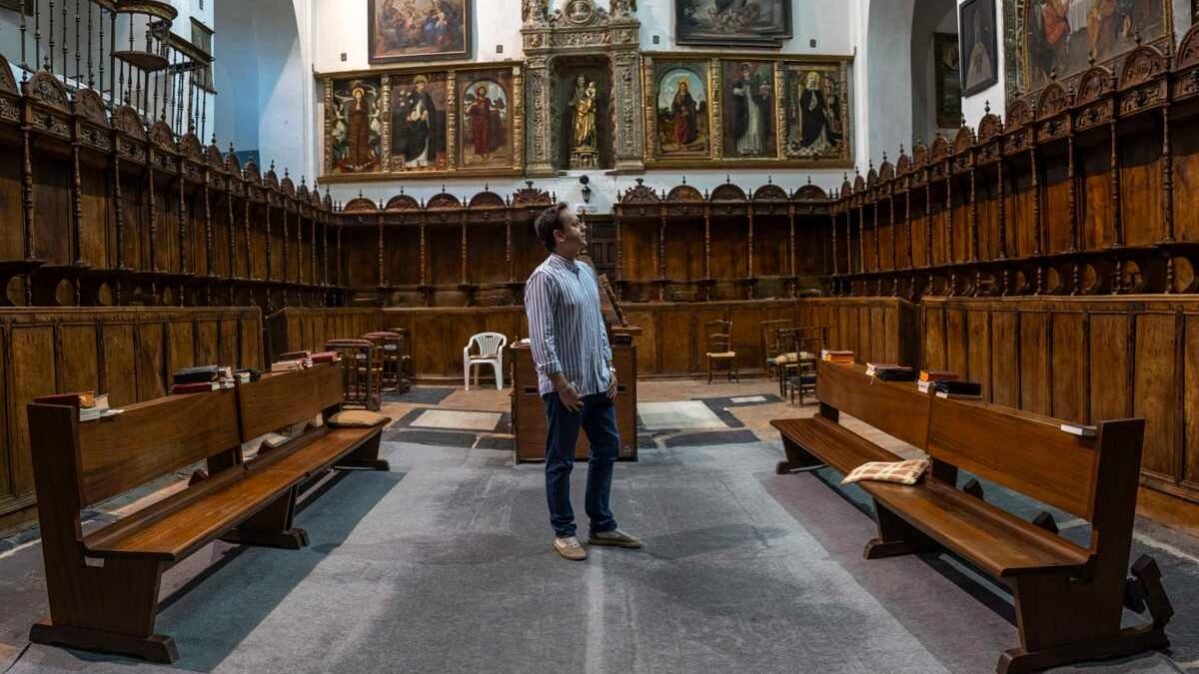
(543, 392), (620, 538)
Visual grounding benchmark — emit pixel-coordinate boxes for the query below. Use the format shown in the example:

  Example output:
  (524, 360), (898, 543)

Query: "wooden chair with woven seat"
(760, 319), (793, 381)
(363, 331), (409, 396)
(780, 326), (829, 405)
(705, 319), (739, 384)
(324, 339), (380, 410)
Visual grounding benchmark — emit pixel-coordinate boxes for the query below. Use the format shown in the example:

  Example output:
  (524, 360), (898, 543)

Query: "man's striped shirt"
(525, 253), (613, 397)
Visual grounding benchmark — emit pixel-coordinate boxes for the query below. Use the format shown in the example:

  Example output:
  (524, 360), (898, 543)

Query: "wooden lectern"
(511, 273), (640, 463)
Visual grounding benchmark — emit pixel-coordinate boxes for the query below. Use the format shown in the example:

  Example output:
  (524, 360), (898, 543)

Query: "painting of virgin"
(458, 72), (513, 169)
(674, 0), (792, 47)
(390, 72), (448, 172)
(655, 63), (710, 157)
(328, 77), (383, 174)
(369, 0), (470, 64)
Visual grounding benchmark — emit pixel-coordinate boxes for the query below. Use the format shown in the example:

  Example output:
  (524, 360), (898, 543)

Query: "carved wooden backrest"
(71, 391), (242, 507)
(926, 396), (1101, 520)
(815, 360), (930, 449)
(237, 363), (343, 442)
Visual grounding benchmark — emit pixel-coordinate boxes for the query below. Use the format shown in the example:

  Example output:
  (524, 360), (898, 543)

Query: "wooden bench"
(773, 360), (1169, 674)
(26, 363), (390, 663)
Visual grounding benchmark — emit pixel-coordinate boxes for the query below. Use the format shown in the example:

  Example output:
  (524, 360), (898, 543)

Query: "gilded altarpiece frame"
(521, 0), (645, 176)
(643, 52), (853, 170)
(319, 62), (525, 183)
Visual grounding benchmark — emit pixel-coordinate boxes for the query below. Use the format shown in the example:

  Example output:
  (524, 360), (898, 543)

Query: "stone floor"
(1, 379), (1198, 673)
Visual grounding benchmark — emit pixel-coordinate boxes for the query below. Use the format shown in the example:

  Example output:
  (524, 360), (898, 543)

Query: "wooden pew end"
(30, 620), (179, 664)
(997, 625), (1169, 674)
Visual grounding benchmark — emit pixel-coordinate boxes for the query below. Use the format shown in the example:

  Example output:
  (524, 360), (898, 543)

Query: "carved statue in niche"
(569, 76), (600, 169)
(609, 0), (636, 18)
(523, 0), (550, 25)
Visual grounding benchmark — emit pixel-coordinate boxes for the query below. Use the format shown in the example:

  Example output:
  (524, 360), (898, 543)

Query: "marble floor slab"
(638, 401), (727, 431)
(410, 409), (503, 432)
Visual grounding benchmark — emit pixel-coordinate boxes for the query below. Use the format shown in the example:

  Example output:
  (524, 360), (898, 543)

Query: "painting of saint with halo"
(369, 0), (470, 64)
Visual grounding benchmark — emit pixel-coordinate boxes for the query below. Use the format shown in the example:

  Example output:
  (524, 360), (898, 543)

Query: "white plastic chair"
(463, 332), (508, 391)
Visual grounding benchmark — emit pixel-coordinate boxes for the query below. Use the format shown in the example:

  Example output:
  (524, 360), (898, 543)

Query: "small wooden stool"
(364, 331), (410, 395)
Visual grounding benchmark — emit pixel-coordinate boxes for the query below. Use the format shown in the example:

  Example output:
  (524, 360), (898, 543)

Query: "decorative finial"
(682, 175), (687, 184)
(1088, 51), (1096, 67)
(806, 176), (812, 185)
(984, 100), (991, 114)
(767, 175), (773, 185)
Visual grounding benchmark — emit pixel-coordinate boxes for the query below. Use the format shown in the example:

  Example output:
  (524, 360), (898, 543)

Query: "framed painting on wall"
(390, 71), (449, 173)
(674, 0), (792, 48)
(959, 0), (998, 96)
(369, 0), (471, 64)
(935, 33), (963, 128)
(648, 59), (713, 162)
(457, 69), (519, 172)
(326, 77), (384, 175)
(782, 62), (851, 164)
(722, 59), (778, 160)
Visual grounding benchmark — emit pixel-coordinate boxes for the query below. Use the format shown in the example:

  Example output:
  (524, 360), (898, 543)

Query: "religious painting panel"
(457, 70), (514, 171)
(651, 59), (712, 161)
(674, 0), (792, 47)
(368, 0), (470, 64)
(721, 59), (778, 160)
(935, 33), (963, 127)
(1016, 0), (1170, 95)
(960, 0), (999, 96)
(782, 62), (851, 163)
(326, 77), (384, 175)
(390, 71), (449, 173)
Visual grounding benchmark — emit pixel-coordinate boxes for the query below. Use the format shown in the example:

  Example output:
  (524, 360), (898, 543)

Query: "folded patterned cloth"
(841, 459), (929, 486)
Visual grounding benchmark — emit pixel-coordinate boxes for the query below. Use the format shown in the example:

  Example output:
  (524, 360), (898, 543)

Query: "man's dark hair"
(535, 202), (571, 252)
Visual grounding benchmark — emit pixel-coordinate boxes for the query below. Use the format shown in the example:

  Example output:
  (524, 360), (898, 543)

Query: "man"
(525, 204), (642, 561)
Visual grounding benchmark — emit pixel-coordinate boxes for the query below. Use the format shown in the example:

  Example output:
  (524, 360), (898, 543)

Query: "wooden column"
(788, 206), (797, 298)
(746, 207), (755, 299)
(890, 193), (898, 296)
(504, 210), (514, 283)
(1031, 144), (1044, 294)
(659, 209), (667, 301)
(998, 155), (1010, 295)
(148, 164), (158, 273)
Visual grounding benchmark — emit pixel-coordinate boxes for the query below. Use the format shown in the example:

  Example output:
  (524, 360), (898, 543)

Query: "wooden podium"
(510, 273), (640, 464)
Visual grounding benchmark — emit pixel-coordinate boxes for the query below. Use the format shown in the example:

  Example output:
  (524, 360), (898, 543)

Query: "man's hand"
(558, 383), (584, 412)
(607, 368), (619, 400)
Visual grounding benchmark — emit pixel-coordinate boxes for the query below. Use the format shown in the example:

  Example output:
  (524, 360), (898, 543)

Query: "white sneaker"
(553, 536), (587, 561)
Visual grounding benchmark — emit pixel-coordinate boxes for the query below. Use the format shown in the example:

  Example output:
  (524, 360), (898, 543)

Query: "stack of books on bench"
(864, 363), (918, 381)
(916, 370), (958, 393)
(33, 391), (122, 422)
(272, 351), (341, 372)
(171, 365), (260, 394)
(931, 380), (983, 399)
(820, 349), (854, 365)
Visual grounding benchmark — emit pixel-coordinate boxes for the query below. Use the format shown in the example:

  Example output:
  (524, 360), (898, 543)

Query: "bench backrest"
(237, 363), (344, 442)
(815, 360), (930, 448)
(36, 390), (242, 509)
(926, 396), (1145, 526)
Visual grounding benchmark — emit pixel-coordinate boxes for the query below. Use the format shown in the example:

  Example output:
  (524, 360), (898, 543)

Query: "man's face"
(554, 209), (587, 253)
(416, 81), (426, 93)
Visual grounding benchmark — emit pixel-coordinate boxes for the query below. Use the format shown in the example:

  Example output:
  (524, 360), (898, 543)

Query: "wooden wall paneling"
(210, 192), (231, 277)
(1042, 150), (1073, 254)
(1081, 143), (1116, 249)
(709, 218), (746, 299)
(100, 320), (136, 407)
(1120, 130), (1164, 246)
(135, 321), (167, 402)
(728, 304), (764, 371)
(57, 322), (100, 399)
(923, 302), (947, 372)
(1089, 310), (1130, 423)
(990, 307), (1019, 407)
(945, 305), (968, 378)
(1184, 312), (1199, 486)
(622, 307), (657, 375)
(241, 315), (263, 369)
(344, 225), (380, 289)
(33, 155), (73, 266)
(219, 319), (239, 370)
(153, 174), (179, 273)
(8, 324), (54, 497)
(1174, 123), (1199, 242)
(1049, 309), (1086, 422)
(188, 188), (208, 277)
(194, 319), (219, 367)
(77, 161), (109, 270)
(1018, 309), (1050, 415)
(469, 224), (509, 287)
(656, 304), (695, 374)
(1010, 159), (1037, 258)
(965, 307), (990, 398)
(0, 148), (22, 262)
(754, 217), (789, 281)
(119, 170), (146, 271)
(950, 177), (971, 264)
(168, 320), (194, 375)
(0, 327), (8, 500)
(1134, 311), (1179, 480)
(250, 203), (268, 280)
